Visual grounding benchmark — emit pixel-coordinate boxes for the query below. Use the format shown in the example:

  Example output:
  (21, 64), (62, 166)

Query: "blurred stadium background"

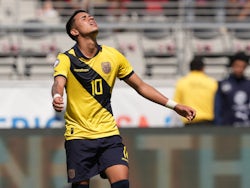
(1, 0), (250, 188)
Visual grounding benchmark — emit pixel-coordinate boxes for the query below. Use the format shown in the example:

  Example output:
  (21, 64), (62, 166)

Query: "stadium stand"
(141, 27), (179, 78)
(0, 0), (250, 80)
(19, 19), (56, 79)
(0, 26), (18, 79)
(186, 28), (230, 80)
(0, 53), (18, 79)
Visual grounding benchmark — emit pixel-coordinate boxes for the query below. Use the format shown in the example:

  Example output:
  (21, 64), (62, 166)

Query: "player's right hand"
(52, 96), (64, 112)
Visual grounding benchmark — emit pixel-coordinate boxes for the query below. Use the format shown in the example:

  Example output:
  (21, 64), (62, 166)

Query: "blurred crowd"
(34, 0), (250, 23)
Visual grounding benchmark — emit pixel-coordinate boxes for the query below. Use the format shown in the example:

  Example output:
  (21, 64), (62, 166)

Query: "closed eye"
(81, 15), (87, 20)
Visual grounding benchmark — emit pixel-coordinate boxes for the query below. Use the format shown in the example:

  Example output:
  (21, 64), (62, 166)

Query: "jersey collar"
(73, 44), (102, 59)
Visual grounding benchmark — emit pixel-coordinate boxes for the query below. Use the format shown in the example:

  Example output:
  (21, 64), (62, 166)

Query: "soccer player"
(51, 10), (196, 188)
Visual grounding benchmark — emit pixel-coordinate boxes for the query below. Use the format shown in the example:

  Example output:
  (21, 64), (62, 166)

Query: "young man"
(51, 10), (196, 188)
(214, 51), (250, 126)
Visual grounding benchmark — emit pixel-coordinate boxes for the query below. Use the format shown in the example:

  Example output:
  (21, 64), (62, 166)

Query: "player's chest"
(77, 56), (117, 76)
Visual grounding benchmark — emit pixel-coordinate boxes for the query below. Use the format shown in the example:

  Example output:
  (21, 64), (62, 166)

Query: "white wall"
(0, 80), (183, 129)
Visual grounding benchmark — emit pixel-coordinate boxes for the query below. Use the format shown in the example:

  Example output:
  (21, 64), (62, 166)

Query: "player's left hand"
(174, 104), (196, 121)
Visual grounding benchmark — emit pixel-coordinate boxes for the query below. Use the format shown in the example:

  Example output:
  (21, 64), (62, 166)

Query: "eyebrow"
(80, 14), (91, 19)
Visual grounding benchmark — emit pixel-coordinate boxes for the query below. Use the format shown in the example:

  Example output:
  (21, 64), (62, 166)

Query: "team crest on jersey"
(68, 169), (75, 179)
(101, 62), (111, 74)
(53, 59), (60, 68)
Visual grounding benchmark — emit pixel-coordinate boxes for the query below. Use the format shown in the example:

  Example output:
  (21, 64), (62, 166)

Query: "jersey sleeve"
(53, 53), (70, 78)
(115, 50), (134, 79)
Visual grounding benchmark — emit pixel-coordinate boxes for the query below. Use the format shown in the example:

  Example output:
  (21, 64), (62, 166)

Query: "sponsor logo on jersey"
(68, 169), (75, 179)
(73, 68), (89, 72)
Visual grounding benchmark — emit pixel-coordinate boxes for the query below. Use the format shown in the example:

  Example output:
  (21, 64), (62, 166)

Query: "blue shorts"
(65, 135), (129, 183)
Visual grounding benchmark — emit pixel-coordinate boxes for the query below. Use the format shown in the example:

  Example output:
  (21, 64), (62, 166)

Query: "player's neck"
(77, 39), (98, 59)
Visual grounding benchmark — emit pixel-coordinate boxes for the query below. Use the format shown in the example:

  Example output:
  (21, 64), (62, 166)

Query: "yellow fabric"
(173, 71), (218, 124)
(54, 45), (133, 140)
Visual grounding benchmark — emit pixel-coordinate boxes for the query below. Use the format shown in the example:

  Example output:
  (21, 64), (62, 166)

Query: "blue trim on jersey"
(120, 71), (134, 80)
(54, 74), (67, 79)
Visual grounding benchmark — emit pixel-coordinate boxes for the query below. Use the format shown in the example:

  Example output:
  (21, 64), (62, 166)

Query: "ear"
(70, 28), (79, 37)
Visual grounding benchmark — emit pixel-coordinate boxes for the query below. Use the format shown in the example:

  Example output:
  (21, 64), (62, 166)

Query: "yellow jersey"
(174, 71), (218, 124)
(54, 44), (134, 140)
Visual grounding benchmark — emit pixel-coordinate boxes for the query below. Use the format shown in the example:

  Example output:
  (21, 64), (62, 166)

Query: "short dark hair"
(66, 10), (87, 41)
(228, 51), (249, 67)
(190, 56), (204, 71)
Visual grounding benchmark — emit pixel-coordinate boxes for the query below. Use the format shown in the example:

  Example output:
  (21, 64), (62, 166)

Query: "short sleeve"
(116, 50), (134, 79)
(53, 53), (70, 78)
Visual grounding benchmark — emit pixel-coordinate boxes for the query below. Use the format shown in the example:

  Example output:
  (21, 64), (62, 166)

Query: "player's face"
(231, 60), (248, 78)
(72, 12), (98, 36)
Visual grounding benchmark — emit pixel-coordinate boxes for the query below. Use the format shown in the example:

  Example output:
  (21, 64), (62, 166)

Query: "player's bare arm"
(51, 76), (66, 112)
(125, 73), (168, 106)
(125, 73), (196, 121)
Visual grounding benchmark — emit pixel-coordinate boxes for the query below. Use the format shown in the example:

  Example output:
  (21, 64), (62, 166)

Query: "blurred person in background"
(36, 0), (61, 23)
(173, 56), (217, 126)
(51, 10), (196, 188)
(227, 0), (250, 22)
(143, 0), (168, 13)
(214, 51), (250, 127)
(237, 0), (250, 21)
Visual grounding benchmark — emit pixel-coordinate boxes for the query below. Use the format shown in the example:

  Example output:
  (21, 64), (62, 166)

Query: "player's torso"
(54, 45), (133, 139)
